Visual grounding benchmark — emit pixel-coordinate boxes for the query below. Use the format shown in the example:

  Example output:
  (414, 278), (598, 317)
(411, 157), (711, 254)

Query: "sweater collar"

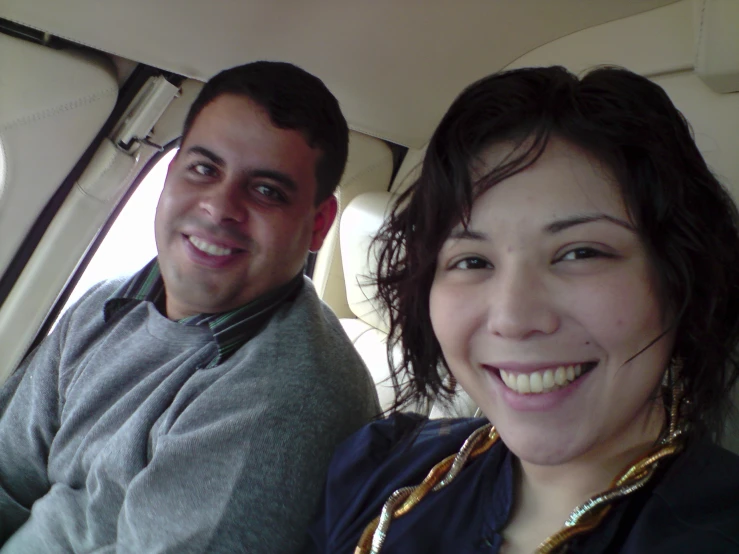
(104, 258), (303, 366)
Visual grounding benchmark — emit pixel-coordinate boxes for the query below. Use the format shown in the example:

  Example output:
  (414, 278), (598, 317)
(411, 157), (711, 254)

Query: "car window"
(56, 149), (176, 320)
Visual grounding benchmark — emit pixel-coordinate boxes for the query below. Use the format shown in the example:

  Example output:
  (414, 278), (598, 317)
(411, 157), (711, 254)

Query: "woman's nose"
(485, 264), (559, 340)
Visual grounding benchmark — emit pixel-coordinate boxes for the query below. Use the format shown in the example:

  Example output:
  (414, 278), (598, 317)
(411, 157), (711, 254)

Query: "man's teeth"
(188, 236), (235, 257)
(500, 365), (584, 394)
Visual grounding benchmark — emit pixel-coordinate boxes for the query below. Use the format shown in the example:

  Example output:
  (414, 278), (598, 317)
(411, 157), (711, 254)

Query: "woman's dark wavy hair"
(374, 65), (739, 440)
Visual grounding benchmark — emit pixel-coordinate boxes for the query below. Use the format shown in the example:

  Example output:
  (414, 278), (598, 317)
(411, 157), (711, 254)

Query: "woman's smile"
(430, 137), (672, 467)
(490, 361), (597, 394)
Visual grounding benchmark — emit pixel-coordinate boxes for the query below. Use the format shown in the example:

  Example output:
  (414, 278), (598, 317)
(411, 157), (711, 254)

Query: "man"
(0, 62), (379, 553)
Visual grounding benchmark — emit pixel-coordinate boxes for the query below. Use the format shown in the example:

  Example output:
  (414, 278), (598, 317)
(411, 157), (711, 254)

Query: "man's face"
(154, 93), (337, 319)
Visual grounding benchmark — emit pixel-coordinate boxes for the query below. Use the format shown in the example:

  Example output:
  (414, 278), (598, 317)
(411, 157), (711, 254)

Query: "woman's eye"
(452, 256), (491, 270)
(558, 247), (609, 262)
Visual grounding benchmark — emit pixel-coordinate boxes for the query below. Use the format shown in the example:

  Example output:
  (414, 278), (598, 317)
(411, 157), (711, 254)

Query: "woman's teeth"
(499, 364), (584, 394)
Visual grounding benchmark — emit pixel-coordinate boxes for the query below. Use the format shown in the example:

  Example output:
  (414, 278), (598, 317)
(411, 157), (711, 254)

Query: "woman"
(306, 66), (739, 553)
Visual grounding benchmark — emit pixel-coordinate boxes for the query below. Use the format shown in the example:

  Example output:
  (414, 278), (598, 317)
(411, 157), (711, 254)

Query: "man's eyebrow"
(447, 227), (489, 241)
(544, 213), (634, 234)
(186, 146), (225, 166)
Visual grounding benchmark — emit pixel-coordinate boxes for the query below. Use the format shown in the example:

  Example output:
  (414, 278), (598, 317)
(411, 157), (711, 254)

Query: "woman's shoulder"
(632, 436), (739, 549)
(307, 414), (493, 552)
(658, 436), (739, 506)
(329, 413), (488, 476)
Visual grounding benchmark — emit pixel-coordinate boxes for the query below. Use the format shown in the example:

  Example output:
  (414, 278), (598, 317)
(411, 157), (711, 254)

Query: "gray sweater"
(0, 277), (379, 553)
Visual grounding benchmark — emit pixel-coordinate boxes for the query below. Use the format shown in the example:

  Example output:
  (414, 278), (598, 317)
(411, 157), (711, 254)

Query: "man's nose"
(484, 264), (559, 340)
(199, 181), (245, 224)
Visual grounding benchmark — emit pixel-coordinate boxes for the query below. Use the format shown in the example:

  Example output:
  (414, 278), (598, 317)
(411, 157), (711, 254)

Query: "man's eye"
(255, 184), (286, 202)
(451, 256), (491, 270)
(188, 163), (217, 177)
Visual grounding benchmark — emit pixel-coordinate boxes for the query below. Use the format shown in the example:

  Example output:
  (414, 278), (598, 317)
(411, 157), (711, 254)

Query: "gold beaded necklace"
(355, 380), (686, 554)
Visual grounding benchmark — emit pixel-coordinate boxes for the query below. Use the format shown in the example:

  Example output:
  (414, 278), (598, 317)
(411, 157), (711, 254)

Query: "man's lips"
(183, 233), (246, 257)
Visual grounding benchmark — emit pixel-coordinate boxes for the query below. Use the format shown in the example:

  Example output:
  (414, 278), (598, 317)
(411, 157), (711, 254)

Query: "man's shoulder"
(61, 278), (128, 325)
(264, 277), (360, 355)
(286, 277), (342, 323)
(231, 276), (380, 414)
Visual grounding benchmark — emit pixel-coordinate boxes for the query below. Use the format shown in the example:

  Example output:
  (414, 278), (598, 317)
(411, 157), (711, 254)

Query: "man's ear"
(309, 194), (338, 252)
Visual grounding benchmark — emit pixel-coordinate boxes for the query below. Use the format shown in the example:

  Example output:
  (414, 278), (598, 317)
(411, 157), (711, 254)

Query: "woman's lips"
(485, 361), (598, 395)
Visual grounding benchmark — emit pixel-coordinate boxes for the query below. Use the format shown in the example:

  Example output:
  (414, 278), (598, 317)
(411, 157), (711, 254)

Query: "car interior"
(1, 0), (738, 449)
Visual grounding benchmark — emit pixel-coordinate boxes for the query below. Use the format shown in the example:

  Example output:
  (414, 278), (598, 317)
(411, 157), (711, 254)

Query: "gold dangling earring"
(661, 355), (687, 444)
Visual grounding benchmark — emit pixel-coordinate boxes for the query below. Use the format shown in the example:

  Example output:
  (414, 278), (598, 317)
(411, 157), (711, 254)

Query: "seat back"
(339, 191), (479, 417)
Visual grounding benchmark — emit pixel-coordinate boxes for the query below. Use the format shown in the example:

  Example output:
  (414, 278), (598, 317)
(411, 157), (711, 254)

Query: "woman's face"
(429, 138), (673, 466)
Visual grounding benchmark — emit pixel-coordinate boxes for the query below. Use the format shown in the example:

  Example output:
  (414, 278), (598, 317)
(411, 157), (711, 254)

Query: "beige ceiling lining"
(1, 0), (679, 148)
(506, 0), (695, 77)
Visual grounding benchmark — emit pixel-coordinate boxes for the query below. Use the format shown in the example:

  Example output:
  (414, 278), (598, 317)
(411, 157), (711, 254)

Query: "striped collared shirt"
(104, 258), (303, 368)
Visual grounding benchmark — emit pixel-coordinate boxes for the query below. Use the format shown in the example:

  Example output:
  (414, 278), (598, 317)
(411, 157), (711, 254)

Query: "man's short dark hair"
(182, 61), (349, 203)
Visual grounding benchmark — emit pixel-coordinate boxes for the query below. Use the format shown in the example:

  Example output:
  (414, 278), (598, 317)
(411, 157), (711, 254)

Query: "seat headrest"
(695, 0), (739, 94)
(340, 191), (397, 333)
(390, 146), (426, 194)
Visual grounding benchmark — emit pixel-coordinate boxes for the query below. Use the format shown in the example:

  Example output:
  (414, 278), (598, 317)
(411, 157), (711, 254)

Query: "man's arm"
(111, 375), (370, 554)
(0, 327), (63, 542)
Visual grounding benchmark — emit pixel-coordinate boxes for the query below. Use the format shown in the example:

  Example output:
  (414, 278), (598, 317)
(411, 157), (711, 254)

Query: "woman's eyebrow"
(448, 228), (489, 241)
(544, 213), (635, 234)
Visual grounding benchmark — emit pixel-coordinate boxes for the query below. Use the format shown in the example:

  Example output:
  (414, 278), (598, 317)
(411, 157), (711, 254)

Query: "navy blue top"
(305, 413), (739, 553)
